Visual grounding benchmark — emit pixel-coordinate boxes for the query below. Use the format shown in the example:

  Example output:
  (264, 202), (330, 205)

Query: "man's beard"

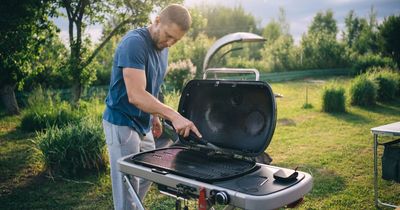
(152, 29), (165, 50)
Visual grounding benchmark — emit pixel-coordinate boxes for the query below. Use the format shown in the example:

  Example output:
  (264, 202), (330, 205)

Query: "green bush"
(20, 102), (81, 132)
(322, 85), (346, 113)
(164, 59), (196, 92)
(349, 74), (378, 106)
(352, 53), (397, 74)
(367, 68), (399, 102)
(396, 75), (400, 97)
(19, 87), (96, 132)
(33, 118), (107, 177)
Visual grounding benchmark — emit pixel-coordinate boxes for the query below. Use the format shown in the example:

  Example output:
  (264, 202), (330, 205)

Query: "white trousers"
(103, 120), (155, 210)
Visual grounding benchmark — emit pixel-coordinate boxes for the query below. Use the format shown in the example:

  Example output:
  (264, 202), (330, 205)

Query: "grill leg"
(123, 175), (145, 210)
(373, 134), (379, 208)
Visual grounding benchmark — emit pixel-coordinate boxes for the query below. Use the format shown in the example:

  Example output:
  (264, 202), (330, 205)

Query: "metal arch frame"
(202, 32), (265, 72)
(203, 68), (260, 81)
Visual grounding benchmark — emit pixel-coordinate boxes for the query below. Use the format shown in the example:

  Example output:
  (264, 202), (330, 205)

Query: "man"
(102, 4), (202, 210)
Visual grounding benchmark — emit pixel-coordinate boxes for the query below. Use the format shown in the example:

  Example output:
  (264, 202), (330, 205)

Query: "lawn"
(0, 76), (399, 209)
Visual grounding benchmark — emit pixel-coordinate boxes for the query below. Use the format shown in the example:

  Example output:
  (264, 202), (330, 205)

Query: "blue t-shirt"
(103, 27), (168, 135)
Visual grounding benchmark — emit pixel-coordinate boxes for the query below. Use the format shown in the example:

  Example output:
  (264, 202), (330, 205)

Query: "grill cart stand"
(118, 157), (313, 210)
(371, 121), (400, 209)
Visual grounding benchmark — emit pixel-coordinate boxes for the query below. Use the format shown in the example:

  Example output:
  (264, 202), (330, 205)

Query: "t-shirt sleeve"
(117, 36), (146, 70)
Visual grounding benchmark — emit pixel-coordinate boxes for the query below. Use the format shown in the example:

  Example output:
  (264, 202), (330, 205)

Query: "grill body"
(118, 79), (313, 209)
(119, 153), (312, 210)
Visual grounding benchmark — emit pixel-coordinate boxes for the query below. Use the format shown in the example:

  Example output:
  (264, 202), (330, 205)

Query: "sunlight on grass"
(1, 76), (399, 210)
(268, 78), (400, 209)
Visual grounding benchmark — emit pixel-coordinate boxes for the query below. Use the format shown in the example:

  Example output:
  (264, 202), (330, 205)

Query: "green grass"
(1, 76), (399, 209)
(269, 77), (400, 209)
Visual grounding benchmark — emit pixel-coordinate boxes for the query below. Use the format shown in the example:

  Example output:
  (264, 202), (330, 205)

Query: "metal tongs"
(164, 120), (220, 150)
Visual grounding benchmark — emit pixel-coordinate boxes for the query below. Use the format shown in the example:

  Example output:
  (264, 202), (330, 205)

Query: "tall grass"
(321, 83), (346, 113)
(367, 67), (400, 102)
(20, 87), (79, 132)
(349, 74), (377, 106)
(33, 117), (107, 178)
(19, 86), (104, 132)
(22, 86), (108, 177)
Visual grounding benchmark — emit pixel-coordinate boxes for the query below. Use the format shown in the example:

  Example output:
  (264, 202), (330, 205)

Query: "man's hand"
(152, 116), (163, 139)
(171, 114), (202, 138)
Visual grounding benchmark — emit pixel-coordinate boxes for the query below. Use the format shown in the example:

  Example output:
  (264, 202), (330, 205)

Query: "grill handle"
(202, 68), (260, 81)
(164, 120), (208, 145)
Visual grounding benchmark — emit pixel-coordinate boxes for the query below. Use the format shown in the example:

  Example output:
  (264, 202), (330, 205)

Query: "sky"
(55, 0), (400, 44)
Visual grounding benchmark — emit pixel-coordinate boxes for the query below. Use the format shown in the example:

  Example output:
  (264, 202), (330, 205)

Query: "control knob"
(215, 191), (229, 205)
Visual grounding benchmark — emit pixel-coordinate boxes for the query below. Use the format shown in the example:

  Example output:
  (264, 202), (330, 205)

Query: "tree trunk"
(0, 84), (20, 115)
(71, 82), (82, 103)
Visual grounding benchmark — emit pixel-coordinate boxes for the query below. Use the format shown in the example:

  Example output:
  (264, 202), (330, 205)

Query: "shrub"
(352, 53), (397, 75)
(322, 85), (346, 113)
(367, 68), (399, 102)
(349, 74), (378, 106)
(396, 75), (400, 97)
(164, 59), (196, 92)
(19, 87), (94, 132)
(33, 118), (107, 177)
(163, 90), (181, 110)
(20, 101), (81, 132)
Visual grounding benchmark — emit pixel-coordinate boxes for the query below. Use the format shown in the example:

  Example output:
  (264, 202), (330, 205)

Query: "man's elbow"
(127, 93), (141, 107)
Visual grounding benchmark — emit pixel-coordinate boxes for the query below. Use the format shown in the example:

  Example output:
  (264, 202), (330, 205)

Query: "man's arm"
(123, 67), (201, 138)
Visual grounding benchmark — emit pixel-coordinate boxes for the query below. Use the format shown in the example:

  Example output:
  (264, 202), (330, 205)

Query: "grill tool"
(164, 120), (220, 150)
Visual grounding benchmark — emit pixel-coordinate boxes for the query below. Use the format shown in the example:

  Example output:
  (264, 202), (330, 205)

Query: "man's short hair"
(159, 4), (192, 32)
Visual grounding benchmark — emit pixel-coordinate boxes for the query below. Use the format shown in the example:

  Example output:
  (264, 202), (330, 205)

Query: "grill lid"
(178, 79), (276, 157)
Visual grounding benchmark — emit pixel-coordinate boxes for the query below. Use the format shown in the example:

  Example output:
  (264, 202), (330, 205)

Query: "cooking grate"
(130, 147), (258, 182)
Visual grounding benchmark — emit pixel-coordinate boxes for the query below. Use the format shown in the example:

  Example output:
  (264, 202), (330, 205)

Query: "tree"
(54, 0), (180, 102)
(343, 10), (366, 48)
(262, 8), (295, 71)
(308, 9), (337, 37)
(197, 5), (260, 39)
(343, 7), (380, 55)
(92, 17), (131, 86)
(92, 35), (119, 86)
(301, 32), (347, 69)
(169, 33), (214, 77)
(263, 20), (282, 44)
(187, 8), (207, 39)
(300, 10), (348, 69)
(0, 0), (55, 115)
(379, 15), (400, 68)
(355, 7), (379, 54)
(263, 35), (295, 71)
(23, 32), (69, 90)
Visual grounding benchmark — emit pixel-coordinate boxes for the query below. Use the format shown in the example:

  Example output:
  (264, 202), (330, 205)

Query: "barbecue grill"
(118, 32), (313, 210)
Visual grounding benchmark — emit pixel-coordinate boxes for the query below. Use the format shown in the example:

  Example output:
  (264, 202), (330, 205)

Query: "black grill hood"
(178, 79), (276, 157)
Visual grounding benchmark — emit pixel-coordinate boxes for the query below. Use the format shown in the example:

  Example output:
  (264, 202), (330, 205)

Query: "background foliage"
(0, 2), (399, 209)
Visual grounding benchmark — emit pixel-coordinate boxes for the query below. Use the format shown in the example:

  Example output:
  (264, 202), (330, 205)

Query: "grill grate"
(130, 147), (257, 182)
